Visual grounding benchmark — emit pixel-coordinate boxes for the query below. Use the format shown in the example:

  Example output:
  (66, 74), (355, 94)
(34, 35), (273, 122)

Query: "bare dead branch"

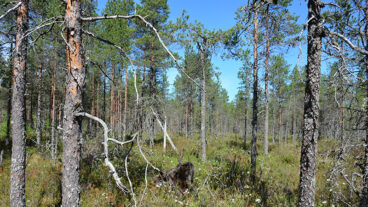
(0, 2), (21, 21)
(329, 31), (368, 56)
(75, 112), (131, 193)
(151, 107), (179, 154)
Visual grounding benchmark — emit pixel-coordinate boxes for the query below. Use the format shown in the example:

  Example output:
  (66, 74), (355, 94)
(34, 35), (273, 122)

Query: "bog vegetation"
(0, 0), (368, 206)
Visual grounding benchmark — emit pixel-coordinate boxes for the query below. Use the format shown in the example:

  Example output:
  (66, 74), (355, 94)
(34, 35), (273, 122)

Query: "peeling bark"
(62, 0), (85, 206)
(10, 0), (29, 206)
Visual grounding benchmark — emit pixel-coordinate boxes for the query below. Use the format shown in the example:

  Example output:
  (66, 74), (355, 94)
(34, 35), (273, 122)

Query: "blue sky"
(96, 0), (309, 101)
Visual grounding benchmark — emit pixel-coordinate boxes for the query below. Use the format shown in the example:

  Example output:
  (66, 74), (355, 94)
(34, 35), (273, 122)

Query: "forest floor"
(0, 133), (361, 206)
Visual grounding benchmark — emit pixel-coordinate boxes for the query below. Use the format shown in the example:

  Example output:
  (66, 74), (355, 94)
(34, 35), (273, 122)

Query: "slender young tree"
(264, 3), (270, 155)
(10, 0), (29, 206)
(250, 1), (258, 179)
(50, 49), (57, 163)
(35, 62), (43, 147)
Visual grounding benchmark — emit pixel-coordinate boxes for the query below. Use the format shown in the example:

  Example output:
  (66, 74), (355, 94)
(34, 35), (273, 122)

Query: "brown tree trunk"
(298, 0), (322, 206)
(10, 0), (29, 206)
(251, 7), (258, 179)
(6, 39), (14, 146)
(117, 65), (122, 138)
(36, 62), (43, 147)
(243, 96), (248, 149)
(340, 72), (344, 142)
(278, 95), (282, 146)
(110, 64), (115, 136)
(123, 64), (128, 139)
(50, 49), (57, 164)
(361, 1), (368, 205)
(103, 68), (106, 121)
(264, 4), (270, 155)
(189, 87), (193, 138)
(90, 70), (95, 130)
(185, 89), (189, 138)
(292, 87), (297, 143)
(62, 0), (85, 206)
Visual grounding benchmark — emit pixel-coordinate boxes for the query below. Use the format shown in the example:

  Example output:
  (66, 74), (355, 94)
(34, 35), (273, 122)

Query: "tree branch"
(75, 112), (131, 193)
(151, 107), (179, 154)
(329, 31), (368, 56)
(0, 2), (22, 21)
(81, 14), (202, 90)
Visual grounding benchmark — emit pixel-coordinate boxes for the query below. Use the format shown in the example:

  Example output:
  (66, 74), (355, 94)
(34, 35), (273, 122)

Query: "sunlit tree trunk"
(10, 0), (29, 206)
(62, 0), (85, 205)
(251, 6), (258, 179)
(298, 0), (322, 206)
(198, 41), (208, 162)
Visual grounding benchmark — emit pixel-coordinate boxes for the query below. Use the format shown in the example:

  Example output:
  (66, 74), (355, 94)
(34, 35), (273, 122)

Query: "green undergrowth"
(0, 134), (361, 206)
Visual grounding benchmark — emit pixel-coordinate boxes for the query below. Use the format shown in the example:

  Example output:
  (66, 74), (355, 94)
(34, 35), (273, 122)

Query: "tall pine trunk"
(298, 0), (322, 205)
(264, 4), (270, 155)
(278, 95), (282, 145)
(361, 1), (368, 205)
(200, 46), (207, 162)
(292, 87), (297, 142)
(50, 49), (57, 164)
(10, 0), (29, 206)
(62, 0), (85, 205)
(251, 7), (258, 179)
(6, 39), (14, 146)
(123, 64), (128, 139)
(36, 62), (43, 147)
(243, 96), (248, 149)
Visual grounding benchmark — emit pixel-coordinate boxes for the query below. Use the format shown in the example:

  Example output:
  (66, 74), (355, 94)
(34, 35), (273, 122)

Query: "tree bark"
(292, 87), (297, 143)
(243, 96), (248, 149)
(6, 39), (14, 146)
(50, 49), (57, 164)
(90, 70), (95, 130)
(298, 0), (322, 206)
(10, 0), (29, 206)
(110, 64), (115, 136)
(123, 64), (128, 139)
(264, 4), (270, 155)
(278, 94), (282, 145)
(62, 0), (85, 206)
(361, 1), (368, 205)
(36, 62), (43, 147)
(117, 65), (122, 138)
(198, 41), (208, 162)
(251, 7), (258, 179)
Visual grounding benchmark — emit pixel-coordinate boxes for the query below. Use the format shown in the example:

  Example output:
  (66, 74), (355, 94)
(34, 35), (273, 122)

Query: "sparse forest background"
(1, 0), (368, 206)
